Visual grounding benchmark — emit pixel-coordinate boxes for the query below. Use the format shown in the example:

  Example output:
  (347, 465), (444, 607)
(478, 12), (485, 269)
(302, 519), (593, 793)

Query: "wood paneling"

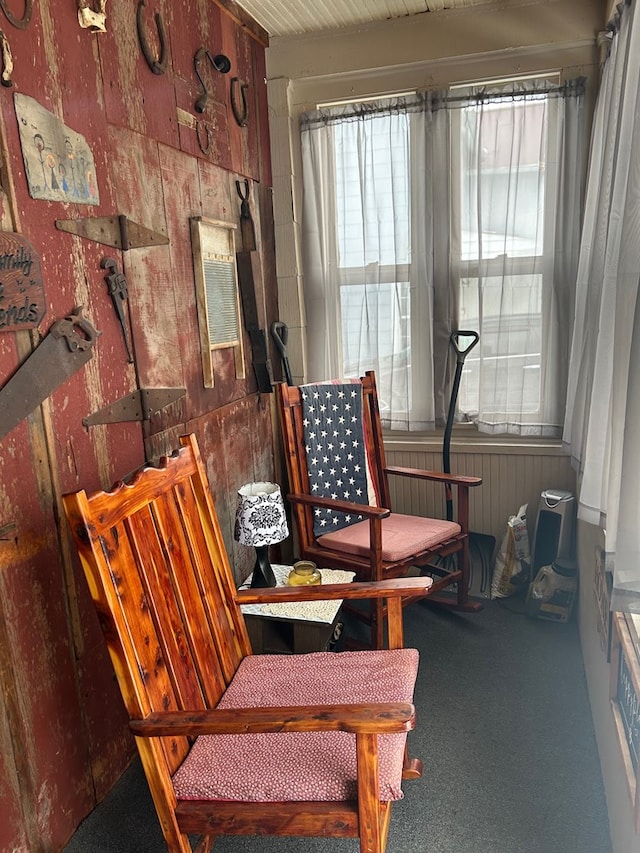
(385, 443), (576, 546)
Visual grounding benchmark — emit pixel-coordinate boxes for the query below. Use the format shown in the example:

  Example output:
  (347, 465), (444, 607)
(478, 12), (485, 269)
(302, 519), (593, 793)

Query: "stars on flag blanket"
(300, 383), (370, 536)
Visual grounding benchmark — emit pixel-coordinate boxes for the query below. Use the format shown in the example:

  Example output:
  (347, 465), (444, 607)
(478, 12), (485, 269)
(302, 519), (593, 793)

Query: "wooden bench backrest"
(63, 434), (251, 775)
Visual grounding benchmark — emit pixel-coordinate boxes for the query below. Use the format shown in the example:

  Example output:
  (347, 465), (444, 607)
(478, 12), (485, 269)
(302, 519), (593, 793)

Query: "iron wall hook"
(194, 46), (231, 114)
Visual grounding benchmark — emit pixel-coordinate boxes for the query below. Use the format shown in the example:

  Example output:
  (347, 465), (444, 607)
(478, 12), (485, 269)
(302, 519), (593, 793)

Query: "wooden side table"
(239, 564), (355, 654)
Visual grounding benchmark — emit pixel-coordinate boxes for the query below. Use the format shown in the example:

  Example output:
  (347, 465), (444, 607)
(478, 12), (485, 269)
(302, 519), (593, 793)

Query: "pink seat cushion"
(172, 648), (418, 803)
(318, 513), (462, 562)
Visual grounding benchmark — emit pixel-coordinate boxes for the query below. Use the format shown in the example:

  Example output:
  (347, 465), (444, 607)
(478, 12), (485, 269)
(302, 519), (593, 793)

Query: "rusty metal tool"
(270, 321), (292, 385)
(194, 47), (231, 113)
(236, 179), (256, 251)
(0, 306), (100, 441)
(236, 250), (273, 393)
(101, 257), (134, 363)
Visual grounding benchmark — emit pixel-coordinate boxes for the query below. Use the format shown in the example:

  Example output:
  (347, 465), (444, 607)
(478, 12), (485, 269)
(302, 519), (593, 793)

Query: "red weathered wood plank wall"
(0, 0), (277, 848)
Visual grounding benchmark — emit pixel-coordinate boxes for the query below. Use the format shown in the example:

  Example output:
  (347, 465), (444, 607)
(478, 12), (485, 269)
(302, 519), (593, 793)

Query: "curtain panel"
(563, 0), (640, 612)
(300, 80), (584, 435)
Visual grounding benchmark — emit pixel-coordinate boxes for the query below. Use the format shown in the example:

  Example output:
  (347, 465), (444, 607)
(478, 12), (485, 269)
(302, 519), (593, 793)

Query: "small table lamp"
(234, 482), (289, 588)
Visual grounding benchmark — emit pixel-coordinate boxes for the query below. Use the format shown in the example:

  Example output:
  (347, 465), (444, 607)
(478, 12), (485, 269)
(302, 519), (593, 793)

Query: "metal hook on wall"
(136, 0), (167, 75)
(193, 46), (231, 114)
(230, 77), (249, 127)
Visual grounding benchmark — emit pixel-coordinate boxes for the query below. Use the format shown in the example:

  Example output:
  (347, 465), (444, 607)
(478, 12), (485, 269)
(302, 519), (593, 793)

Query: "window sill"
(383, 426), (568, 457)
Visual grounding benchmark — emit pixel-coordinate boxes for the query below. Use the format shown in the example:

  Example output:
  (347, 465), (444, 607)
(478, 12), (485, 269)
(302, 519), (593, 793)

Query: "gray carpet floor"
(64, 597), (612, 853)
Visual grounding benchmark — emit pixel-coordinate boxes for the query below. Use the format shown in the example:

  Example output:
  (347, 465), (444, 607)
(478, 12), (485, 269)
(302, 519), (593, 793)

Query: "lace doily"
(239, 564), (355, 623)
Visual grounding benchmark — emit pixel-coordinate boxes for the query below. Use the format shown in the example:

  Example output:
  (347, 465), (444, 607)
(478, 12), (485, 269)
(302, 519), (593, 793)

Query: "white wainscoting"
(384, 436), (577, 547)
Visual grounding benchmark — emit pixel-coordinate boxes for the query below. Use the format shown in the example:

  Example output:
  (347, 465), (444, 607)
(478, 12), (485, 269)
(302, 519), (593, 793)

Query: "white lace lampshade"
(234, 482), (289, 588)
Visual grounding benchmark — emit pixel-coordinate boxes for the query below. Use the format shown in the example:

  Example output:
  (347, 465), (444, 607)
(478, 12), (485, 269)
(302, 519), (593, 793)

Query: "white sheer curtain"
(454, 80), (584, 436)
(301, 98), (450, 431)
(301, 81), (584, 435)
(563, 0), (640, 611)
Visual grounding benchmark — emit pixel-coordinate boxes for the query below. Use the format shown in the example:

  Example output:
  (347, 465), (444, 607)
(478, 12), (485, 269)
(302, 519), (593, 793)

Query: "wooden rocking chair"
(276, 371), (483, 648)
(62, 433), (432, 853)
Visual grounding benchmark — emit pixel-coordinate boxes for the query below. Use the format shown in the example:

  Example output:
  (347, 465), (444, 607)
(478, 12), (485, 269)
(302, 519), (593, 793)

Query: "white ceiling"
(235, 0), (497, 39)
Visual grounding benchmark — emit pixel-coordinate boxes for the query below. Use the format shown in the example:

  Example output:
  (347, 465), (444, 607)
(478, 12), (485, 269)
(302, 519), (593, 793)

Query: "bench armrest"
(130, 702), (415, 737)
(235, 576), (432, 606)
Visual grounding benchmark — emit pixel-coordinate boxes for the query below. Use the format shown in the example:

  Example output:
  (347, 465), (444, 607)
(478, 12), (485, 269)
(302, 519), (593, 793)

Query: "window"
(454, 92), (549, 419)
(334, 110), (412, 417)
(301, 78), (584, 435)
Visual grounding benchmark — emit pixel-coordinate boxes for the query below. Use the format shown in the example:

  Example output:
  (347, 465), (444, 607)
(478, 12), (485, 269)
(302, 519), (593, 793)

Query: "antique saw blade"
(0, 306), (100, 441)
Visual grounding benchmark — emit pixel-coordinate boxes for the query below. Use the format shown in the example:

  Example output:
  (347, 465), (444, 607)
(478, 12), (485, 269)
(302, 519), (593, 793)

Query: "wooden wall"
(0, 1), (279, 849)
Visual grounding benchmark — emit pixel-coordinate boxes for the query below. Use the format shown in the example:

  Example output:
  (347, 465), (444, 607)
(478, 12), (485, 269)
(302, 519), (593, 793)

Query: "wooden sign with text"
(0, 232), (46, 331)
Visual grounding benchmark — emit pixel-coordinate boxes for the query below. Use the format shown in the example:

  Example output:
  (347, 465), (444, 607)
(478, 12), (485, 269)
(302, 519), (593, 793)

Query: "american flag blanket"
(300, 382), (376, 537)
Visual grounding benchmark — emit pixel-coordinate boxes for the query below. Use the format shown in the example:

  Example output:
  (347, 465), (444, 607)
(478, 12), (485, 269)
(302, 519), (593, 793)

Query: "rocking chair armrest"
(287, 492), (391, 519)
(235, 576), (433, 606)
(130, 703), (416, 737)
(385, 465), (482, 487)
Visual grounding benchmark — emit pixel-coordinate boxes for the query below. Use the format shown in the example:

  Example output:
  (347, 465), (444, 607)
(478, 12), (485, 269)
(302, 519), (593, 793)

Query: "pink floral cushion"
(172, 649), (419, 803)
(318, 513), (461, 562)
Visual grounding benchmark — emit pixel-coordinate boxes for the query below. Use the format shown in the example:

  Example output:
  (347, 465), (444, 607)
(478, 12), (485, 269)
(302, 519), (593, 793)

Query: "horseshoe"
(193, 46), (231, 114)
(196, 119), (211, 155)
(136, 0), (167, 76)
(230, 77), (248, 127)
(0, 0), (32, 29)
